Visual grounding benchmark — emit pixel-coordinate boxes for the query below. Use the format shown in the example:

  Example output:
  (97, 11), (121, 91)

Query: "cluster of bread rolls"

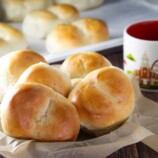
(0, 50), (80, 141)
(0, 2), (109, 55)
(0, 0), (54, 22)
(0, 50), (47, 103)
(0, 50), (135, 141)
(0, 23), (27, 57)
(0, 0), (104, 22)
(60, 52), (135, 135)
(22, 4), (79, 39)
(46, 18), (109, 54)
(22, 3), (109, 53)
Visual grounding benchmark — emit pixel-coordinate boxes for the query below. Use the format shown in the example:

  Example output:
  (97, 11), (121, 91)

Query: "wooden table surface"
(0, 46), (157, 158)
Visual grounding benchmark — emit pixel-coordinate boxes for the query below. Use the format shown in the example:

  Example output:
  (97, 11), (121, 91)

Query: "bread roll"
(0, 50), (47, 103)
(61, 52), (111, 78)
(1, 83), (80, 141)
(72, 18), (109, 44)
(68, 66), (135, 136)
(48, 4), (79, 22)
(46, 18), (109, 53)
(1, 0), (54, 22)
(22, 10), (58, 39)
(22, 4), (79, 39)
(0, 23), (27, 57)
(55, 0), (104, 11)
(46, 24), (85, 53)
(17, 63), (71, 97)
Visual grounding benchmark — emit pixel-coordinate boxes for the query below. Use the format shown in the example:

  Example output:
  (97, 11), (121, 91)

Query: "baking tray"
(8, 0), (158, 63)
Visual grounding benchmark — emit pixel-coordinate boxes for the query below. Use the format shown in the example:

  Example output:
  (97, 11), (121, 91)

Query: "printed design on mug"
(126, 53), (136, 62)
(124, 53), (136, 74)
(126, 52), (158, 89)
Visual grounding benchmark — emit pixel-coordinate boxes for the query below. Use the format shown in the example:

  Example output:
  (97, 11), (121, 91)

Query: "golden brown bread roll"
(68, 66), (135, 135)
(46, 24), (85, 53)
(0, 23), (27, 57)
(61, 52), (111, 78)
(1, 83), (80, 141)
(46, 18), (109, 54)
(72, 18), (109, 44)
(1, 0), (54, 22)
(22, 4), (79, 39)
(17, 62), (71, 97)
(48, 4), (79, 22)
(0, 50), (47, 103)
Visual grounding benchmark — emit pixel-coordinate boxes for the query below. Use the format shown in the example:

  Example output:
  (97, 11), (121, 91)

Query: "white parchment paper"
(0, 76), (157, 158)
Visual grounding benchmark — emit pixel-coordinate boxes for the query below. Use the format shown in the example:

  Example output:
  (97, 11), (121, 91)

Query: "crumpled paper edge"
(0, 122), (154, 158)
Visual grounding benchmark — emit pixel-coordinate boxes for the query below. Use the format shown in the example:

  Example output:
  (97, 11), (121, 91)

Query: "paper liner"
(0, 75), (157, 158)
